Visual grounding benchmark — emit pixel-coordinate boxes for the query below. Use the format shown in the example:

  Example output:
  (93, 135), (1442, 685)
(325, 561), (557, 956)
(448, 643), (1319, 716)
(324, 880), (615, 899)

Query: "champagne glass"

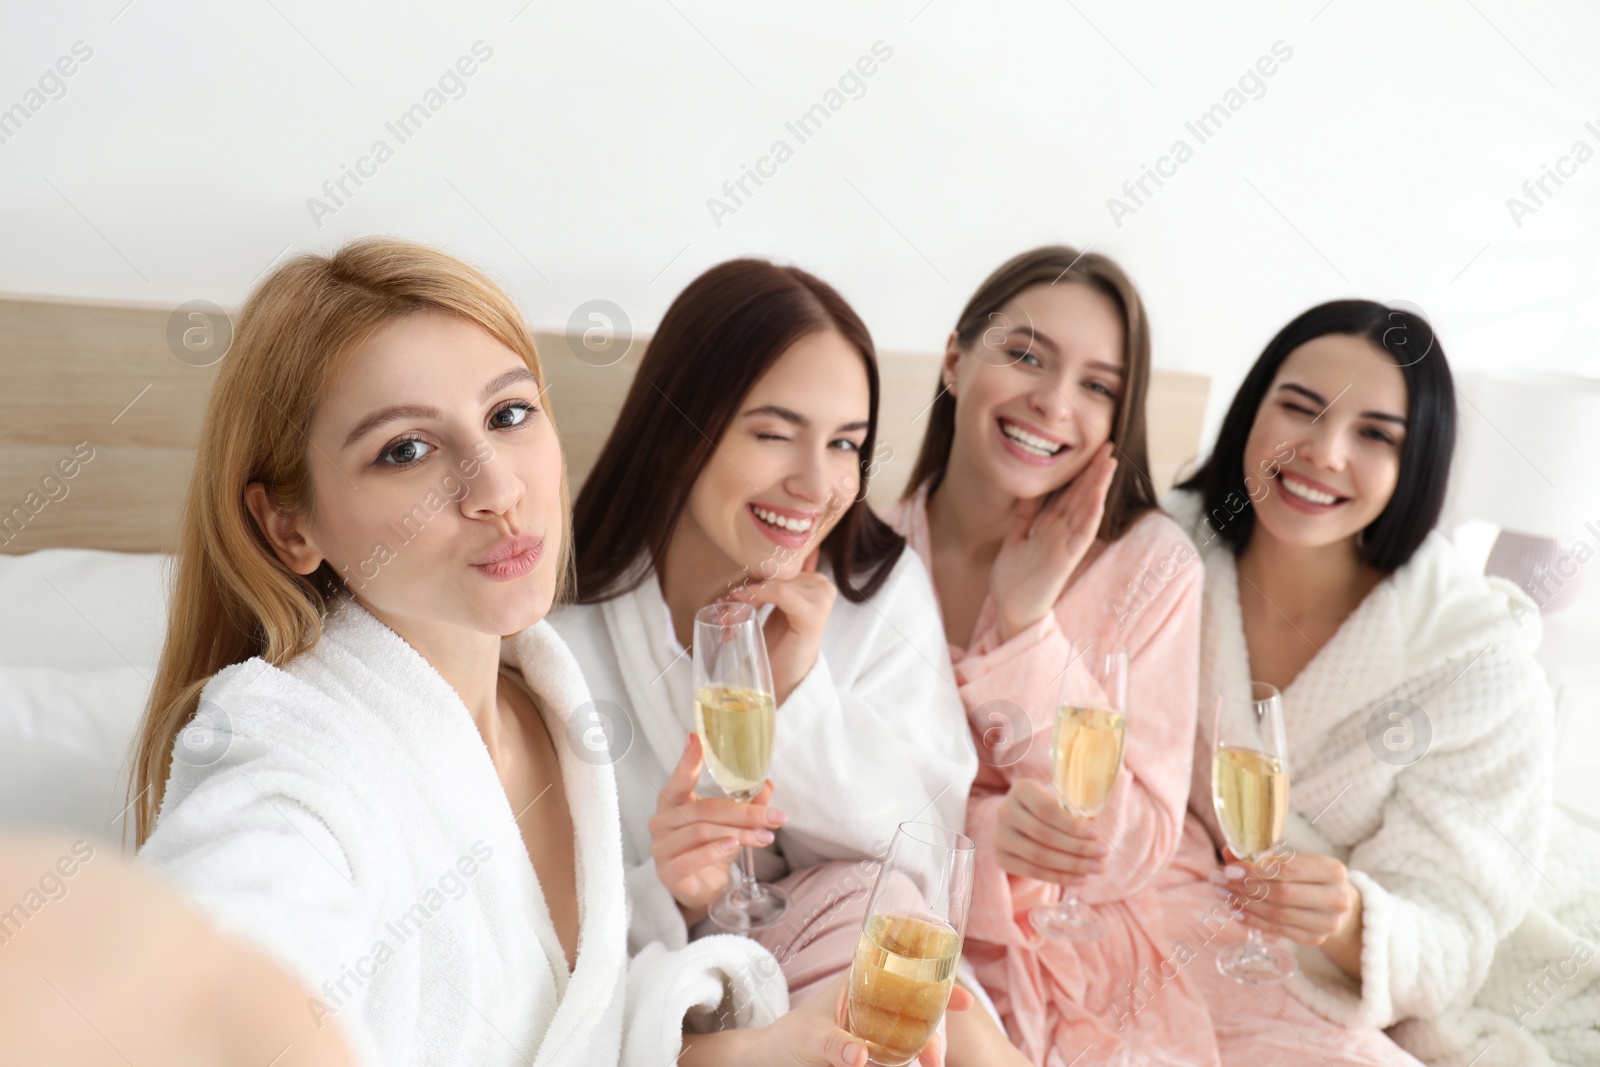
(1210, 681), (1296, 984)
(1030, 641), (1129, 942)
(694, 601), (789, 932)
(845, 822), (974, 1066)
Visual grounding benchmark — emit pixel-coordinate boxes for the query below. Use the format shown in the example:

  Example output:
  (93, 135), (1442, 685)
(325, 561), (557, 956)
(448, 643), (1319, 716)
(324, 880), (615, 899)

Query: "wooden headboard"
(0, 294), (1209, 554)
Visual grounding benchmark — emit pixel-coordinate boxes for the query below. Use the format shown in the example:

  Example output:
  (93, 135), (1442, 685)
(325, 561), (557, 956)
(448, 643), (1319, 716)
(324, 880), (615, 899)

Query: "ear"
(243, 482), (324, 576)
(940, 331), (963, 394)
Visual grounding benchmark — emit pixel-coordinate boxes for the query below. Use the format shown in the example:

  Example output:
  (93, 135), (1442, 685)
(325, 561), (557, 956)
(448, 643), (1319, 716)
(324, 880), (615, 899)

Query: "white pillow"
(0, 663), (152, 843)
(0, 549), (172, 840)
(0, 549), (174, 670)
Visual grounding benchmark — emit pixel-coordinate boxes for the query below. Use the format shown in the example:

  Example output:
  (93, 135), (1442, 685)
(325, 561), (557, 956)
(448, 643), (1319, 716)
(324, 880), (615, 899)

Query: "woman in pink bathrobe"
(883, 246), (1220, 1066)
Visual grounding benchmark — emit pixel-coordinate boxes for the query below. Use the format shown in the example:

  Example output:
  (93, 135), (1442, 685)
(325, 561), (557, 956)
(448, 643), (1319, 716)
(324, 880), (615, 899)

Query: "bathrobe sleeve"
(767, 551), (977, 865)
(622, 935), (789, 1066)
(1296, 642), (1555, 1029)
(138, 722), (383, 1067)
(952, 523), (1202, 913)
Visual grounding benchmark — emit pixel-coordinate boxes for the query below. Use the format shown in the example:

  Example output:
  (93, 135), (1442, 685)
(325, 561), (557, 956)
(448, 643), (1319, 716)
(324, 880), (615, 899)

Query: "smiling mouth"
(749, 504), (815, 535)
(998, 417), (1066, 458)
(1277, 472), (1348, 506)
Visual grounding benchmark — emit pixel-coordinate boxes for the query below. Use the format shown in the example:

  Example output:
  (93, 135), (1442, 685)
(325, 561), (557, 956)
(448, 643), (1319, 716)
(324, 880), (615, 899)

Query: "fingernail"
(719, 838), (739, 853)
(768, 808), (788, 826)
(754, 830), (774, 846)
(1224, 865), (1246, 879)
(1207, 869), (1227, 885)
(842, 1042), (863, 1063)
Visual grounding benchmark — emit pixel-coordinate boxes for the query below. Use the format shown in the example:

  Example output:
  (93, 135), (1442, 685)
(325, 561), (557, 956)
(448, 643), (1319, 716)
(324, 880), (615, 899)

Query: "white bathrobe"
(548, 549), (978, 954)
(1168, 489), (1600, 1067)
(137, 591), (787, 1067)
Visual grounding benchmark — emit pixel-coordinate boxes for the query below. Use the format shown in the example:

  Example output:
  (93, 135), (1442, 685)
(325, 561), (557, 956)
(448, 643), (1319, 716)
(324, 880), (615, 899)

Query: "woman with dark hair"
(883, 246), (1218, 1065)
(1159, 301), (1573, 1065)
(549, 258), (980, 1058)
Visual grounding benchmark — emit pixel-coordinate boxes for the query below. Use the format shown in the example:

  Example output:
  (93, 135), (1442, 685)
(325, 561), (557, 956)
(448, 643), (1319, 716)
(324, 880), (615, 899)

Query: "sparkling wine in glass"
(1030, 640), (1129, 942)
(1211, 680), (1296, 984)
(845, 822), (974, 1066)
(694, 601), (789, 932)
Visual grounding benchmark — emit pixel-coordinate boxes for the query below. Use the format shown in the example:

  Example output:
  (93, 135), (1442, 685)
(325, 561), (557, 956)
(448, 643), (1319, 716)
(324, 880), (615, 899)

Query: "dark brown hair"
(902, 245), (1159, 541)
(572, 258), (904, 605)
(1178, 299), (1455, 571)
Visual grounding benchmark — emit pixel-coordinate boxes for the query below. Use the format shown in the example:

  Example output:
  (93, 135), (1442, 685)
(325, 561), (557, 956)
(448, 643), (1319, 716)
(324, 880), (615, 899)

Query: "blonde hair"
(126, 237), (571, 849)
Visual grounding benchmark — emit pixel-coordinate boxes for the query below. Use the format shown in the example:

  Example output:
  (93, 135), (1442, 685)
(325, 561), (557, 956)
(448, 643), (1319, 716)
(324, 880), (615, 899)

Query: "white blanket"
(1168, 489), (1600, 1066)
(136, 590), (786, 1067)
(549, 549), (977, 954)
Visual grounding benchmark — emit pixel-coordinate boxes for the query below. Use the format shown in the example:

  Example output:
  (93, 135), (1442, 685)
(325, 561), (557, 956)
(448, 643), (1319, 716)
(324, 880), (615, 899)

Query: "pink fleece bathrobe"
(886, 487), (1220, 1067)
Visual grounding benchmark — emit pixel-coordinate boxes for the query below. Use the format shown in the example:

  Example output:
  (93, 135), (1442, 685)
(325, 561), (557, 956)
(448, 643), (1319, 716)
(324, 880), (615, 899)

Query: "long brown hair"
(573, 258), (904, 604)
(127, 237), (570, 849)
(902, 245), (1158, 541)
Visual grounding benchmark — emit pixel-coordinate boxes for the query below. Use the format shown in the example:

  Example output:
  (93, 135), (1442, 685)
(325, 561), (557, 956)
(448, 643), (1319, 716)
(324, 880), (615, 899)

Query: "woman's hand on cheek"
(990, 441), (1117, 642)
(727, 548), (837, 705)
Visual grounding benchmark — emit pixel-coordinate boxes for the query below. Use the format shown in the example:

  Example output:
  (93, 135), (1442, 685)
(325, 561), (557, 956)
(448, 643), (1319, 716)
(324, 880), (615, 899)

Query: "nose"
(462, 440), (525, 519)
(1028, 377), (1071, 426)
(784, 441), (835, 508)
(1298, 420), (1349, 473)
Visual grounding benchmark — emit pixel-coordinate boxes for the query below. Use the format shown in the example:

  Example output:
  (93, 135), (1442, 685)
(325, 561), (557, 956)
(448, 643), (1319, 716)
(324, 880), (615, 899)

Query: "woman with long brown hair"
(883, 246), (1218, 1064)
(549, 257), (992, 1059)
(123, 237), (886, 1067)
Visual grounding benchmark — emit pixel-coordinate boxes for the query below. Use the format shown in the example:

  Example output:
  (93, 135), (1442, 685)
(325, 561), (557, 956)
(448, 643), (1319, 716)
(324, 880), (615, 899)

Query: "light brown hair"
(902, 245), (1158, 540)
(127, 237), (570, 848)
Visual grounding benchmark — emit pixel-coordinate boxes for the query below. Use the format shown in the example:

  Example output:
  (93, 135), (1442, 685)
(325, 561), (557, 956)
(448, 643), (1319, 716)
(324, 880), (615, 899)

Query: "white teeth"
(752, 505), (813, 533)
(1000, 419), (1064, 457)
(1280, 475), (1340, 506)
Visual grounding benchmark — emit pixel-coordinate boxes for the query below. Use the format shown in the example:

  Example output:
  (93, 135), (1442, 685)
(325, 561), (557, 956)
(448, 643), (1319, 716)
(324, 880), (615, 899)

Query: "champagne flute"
(1210, 680), (1296, 984)
(693, 600), (789, 932)
(845, 822), (974, 1066)
(1030, 640), (1129, 942)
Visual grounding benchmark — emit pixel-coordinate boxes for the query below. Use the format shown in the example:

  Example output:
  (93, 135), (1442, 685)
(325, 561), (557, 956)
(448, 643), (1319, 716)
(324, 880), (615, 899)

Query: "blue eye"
(1010, 348), (1042, 368)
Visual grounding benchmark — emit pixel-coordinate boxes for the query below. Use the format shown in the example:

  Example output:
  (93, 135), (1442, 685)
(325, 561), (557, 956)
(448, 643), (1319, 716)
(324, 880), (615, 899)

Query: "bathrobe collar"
(313, 590), (628, 1063)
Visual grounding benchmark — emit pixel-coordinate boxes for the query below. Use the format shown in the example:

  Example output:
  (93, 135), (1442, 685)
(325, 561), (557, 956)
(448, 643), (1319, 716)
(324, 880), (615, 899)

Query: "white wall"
(4, 0), (1598, 457)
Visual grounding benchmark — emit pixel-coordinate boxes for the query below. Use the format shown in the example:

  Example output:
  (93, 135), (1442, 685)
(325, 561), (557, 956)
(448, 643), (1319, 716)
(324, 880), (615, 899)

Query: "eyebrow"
(341, 366), (540, 450)
(741, 404), (869, 433)
(1279, 382), (1407, 426)
(1007, 326), (1123, 377)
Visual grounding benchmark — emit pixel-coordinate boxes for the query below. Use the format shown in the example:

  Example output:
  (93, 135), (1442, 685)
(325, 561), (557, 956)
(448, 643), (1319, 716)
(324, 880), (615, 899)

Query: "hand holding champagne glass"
(844, 822), (974, 1066)
(694, 600), (789, 932)
(1029, 640), (1129, 942)
(1210, 681), (1296, 984)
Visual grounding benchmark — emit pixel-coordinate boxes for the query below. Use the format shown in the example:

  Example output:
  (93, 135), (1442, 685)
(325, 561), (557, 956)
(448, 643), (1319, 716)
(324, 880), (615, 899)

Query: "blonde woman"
(125, 238), (906, 1067)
